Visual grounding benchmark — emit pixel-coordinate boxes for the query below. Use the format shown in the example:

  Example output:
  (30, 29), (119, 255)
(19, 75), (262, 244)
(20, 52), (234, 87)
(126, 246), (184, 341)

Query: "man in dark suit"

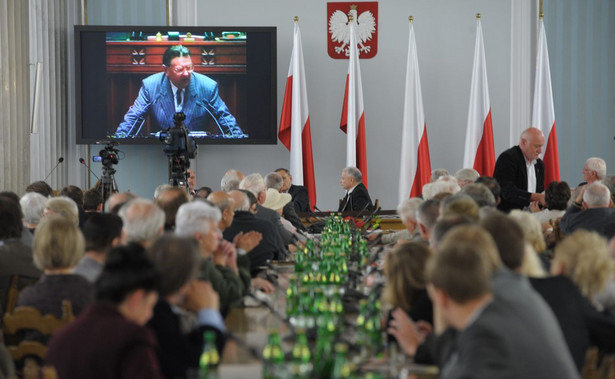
(275, 168), (311, 213)
(560, 182), (615, 239)
(115, 45), (245, 138)
(338, 167), (373, 212)
(493, 127), (546, 212)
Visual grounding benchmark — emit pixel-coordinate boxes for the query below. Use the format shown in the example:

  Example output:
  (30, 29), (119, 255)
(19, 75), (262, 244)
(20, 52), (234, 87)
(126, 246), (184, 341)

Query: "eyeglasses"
(170, 64), (194, 74)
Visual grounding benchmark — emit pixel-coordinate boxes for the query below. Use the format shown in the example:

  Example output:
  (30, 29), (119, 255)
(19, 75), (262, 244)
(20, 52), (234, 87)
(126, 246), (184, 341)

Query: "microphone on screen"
(43, 157), (64, 181)
(79, 157), (100, 180)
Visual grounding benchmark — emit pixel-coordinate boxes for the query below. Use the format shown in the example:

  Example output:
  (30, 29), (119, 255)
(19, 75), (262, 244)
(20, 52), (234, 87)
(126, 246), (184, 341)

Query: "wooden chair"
(3, 300), (74, 365)
(583, 347), (615, 379)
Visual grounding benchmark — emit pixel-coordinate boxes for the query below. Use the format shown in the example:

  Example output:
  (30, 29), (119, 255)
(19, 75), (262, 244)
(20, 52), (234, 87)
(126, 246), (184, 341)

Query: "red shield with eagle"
(327, 2), (378, 59)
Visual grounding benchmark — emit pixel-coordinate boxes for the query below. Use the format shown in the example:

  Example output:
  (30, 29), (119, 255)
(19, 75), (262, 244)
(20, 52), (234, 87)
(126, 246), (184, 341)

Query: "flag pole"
(294, 16), (298, 23)
(539, 0), (543, 18)
(409, 16), (413, 23)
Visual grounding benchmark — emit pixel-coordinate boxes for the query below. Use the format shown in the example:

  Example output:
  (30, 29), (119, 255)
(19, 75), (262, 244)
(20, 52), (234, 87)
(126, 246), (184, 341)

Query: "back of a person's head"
(509, 210), (546, 253)
(475, 176), (501, 203)
(430, 168), (449, 183)
(239, 173), (265, 198)
(544, 181), (571, 210)
(221, 170), (242, 192)
(586, 157), (607, 180)
(0, 197), (23, 240)
(83, 213), (123, 252)
(384, 242), (432, 310)
(59, 185), (84, 207)
(583, 182), (611, 208)
(104, 192), (138, 214)
(432, 176), (461, 196)
(428, 226), (498, 303)
(441, 196), (480, 222)
(460, 183), (496, 208)
(26, 181), (54, 198)
(20, 192), (47, 226)
(603, 175), (615, 202)
(153, 184), (173, 201)
(207, 191), (234, 213)
(229, 190), (250, 212)
(0, 191), (20, 205)
(45, 196), (79, 226)
(118, 198), (165, 243)
(264, 172), (283, 191)
(147, 235), (200, 297)
(33, 216), (84, 271)
(396, 198), (423, 221)
(83, 189), (103, 211)
(479, 213), (525, 271)
(416, 199), (441, 231)
(454, 168), (480, 183)
(155, 187), (189, 229)
(95, 243), (158, 304)
(432, 216), (475, 247)
(240, 189), (258, 210)
(554, 230), (614, 299)
(175, 200), (221, 237)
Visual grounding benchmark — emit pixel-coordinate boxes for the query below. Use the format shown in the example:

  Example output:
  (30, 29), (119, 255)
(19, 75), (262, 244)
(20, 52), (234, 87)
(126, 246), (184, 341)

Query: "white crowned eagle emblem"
(328, 6), (376, 57)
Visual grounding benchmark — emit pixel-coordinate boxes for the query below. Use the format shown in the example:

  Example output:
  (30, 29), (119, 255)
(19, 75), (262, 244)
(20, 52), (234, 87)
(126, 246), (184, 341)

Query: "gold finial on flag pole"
(294, 16), (299, 23)
(409, 16), (414, 23)
(476, 13), (481, 19)
(349, 14), (354, 22)
(539, 0), (544, 19)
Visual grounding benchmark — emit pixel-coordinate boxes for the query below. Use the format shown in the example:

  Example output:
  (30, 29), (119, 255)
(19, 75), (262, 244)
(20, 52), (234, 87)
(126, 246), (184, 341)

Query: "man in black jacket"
(493, 127), (546, 212)
(275, 168), (311, 213)
(338, 167), (373, 212)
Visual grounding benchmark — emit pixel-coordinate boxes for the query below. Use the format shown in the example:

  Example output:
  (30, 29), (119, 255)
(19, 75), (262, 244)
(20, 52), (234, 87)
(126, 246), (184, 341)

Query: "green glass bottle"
(331, 343), (352, 378)
(262, 330), (285, 379)
(199, 330), (219, 379)
(290, 329), (312, 378)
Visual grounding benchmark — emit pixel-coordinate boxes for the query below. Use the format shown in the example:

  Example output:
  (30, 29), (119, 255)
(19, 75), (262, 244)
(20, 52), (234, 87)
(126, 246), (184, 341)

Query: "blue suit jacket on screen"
(116, 72), (244, 138)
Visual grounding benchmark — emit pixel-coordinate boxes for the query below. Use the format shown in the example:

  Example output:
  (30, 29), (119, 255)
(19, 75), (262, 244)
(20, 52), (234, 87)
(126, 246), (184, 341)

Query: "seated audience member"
(25, 181), (54, 198)
(415, 199), (440, 244)
(596, 237), (615, 313)
(338, 166), (373, 212)
(1, 191), (34, 249)
(493, 127), (546, 212)
(46, 244), (164, 379)
(529, 230), (615, 371)
(431, 216), (475, 249)
(275, 168), (311, 212)
(146, 235), (225, 379)
(17, 216), (93, 317)
(383, 242), (433, 334)
(104, 191), (137, 214)
(459, 182), (496, 208)
(224, 190), (286, 275)
(118, 198), (165, 247)
(603, 175), (615, 204)
(454, 168), (479, 188)
(262, 188), (297, 234)
(475, 176), (501, 205)
(220, 169), (244, 192)
(430, 168), (449, 182)
(154, 186), (189, 231)
(0, 198), (42, 316)
(60, 185), (86, 227)
(43, 196), (79, 226)
(240, 173), (293, 247)
(195, 186), (213, 199)
(529, 180), (570, 224)
(74, 213), (123, 283)
(509, 210), (550, 271)
(187, 169), (196, 197)
(440, 196), (479, 222)
(560, 182), (615, 239)
(153, 184), (173, 203)
(82, 188), (103, 213)
(375, 198), (423, 245)
(389, 225), (577, 378)
(265, 172), (305, 231)
(582, 157), (607, 185)
(175, 201), (244, 316)
(20, 192), (47, 233)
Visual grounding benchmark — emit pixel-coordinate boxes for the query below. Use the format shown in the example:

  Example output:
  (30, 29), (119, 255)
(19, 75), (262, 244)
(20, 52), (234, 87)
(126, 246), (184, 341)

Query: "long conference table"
(219, 261), (439, 378)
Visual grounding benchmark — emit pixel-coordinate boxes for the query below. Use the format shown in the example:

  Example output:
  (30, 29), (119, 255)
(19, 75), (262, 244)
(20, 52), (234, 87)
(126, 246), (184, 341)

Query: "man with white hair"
(265, 172), (305, 231)
(430, 168), (449, 183)
(338, 167), (373, 212)
(20, 192), (47, 234)
(240, 173), (293, 246)
(560, 182), (615, 239)
(275, 168), (311, 212)
(454, 168), (480, 188)
(582, 157), (607, 184)
(175, 200), (244, 316)
(220, 169), (244, 192)
(118, 198), (165, 247)
(375, 198), (424, 244)
(104, 192), (138, 214)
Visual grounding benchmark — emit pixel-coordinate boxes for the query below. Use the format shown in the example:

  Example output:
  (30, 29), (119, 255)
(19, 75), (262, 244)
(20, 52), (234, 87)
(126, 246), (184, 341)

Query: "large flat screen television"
(75, 25), (277, 144)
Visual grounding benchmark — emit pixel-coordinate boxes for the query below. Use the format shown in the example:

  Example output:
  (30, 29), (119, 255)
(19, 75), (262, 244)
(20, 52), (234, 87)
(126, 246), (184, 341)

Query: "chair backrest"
(3, 300), (75, 362)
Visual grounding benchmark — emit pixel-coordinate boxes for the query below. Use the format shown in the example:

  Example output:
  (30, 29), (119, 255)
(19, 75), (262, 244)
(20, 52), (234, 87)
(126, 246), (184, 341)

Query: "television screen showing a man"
(114, 45), (246, 139)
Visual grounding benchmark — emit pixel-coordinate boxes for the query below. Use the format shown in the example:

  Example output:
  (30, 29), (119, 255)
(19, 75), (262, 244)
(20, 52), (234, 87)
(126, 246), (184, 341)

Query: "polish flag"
(340, 17), (368, 186)
(463, 16), (495, 176)
(279, 20), (316, 209)
(398, 19), (431, 202)
(532, 17), (560, 185)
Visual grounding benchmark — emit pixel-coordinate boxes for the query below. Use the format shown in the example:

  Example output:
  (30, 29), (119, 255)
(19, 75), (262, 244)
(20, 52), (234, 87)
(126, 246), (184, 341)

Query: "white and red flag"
(278, 20), (317, 209)
(463, 15), (495, 176)
(340, 17), (368, 186)
(398, 19), (431, 202)
(532, 17), (560, 185)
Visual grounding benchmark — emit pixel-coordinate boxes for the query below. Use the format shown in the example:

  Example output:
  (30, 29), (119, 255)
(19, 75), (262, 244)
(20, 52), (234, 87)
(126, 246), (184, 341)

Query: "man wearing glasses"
(115, 45), (245, 138)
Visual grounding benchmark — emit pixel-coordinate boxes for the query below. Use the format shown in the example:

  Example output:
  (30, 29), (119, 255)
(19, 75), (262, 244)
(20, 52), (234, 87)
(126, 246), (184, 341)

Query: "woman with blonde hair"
(43, 196), (79, 226)
(17, 216), (93, 317)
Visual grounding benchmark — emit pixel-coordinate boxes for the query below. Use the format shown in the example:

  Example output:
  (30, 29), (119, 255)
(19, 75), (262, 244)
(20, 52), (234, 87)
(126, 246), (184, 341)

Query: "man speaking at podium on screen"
(114, 45), (246, 138)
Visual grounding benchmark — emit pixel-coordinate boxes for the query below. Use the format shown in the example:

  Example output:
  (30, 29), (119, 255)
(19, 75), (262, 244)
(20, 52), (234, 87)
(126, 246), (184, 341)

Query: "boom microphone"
(79, 158), (100, 180)
(43, 157), (64, 181)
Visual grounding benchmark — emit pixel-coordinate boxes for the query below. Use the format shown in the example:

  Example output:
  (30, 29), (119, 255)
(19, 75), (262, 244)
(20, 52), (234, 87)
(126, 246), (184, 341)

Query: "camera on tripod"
(93, 141), (120, 204)
(159, 112), (197, 188)
(95, 142), (120, 167)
